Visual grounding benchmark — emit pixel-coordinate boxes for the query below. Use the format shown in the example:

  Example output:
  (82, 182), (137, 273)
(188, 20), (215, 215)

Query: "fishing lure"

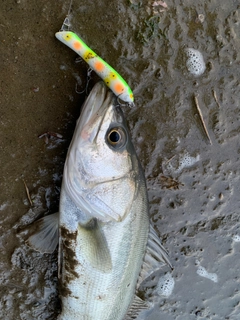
(55, 31), (134, 105)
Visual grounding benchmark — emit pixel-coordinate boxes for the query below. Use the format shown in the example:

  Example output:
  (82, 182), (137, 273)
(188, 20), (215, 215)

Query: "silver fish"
(27, 81), (171, 320)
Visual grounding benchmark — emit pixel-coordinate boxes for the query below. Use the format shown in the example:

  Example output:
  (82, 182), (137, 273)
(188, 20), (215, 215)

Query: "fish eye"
(109, 130), (120, 143)
(106, 127), (127, 149)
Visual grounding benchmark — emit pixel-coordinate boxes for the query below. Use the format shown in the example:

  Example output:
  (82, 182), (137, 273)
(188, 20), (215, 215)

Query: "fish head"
(63, 82), (141, 223)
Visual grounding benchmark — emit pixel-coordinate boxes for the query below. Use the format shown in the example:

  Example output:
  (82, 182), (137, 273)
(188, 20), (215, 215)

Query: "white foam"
(167, 152), (200, 174)
(185, 48), (206, 76)
(232, 235), (240, 242)
(178, 153), (200, 172)
(196, 266), (218, 283)
(156, 272), (175, 297)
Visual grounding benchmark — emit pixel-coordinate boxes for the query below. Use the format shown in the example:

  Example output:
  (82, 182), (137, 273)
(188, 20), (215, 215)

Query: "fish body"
(27, 82), (171, 319)
(58, 82), (149, 319)
(55, 31), (134, 105)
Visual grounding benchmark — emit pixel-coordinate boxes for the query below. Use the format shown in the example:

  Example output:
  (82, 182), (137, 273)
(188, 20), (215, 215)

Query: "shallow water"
(1, 0), (240, 319)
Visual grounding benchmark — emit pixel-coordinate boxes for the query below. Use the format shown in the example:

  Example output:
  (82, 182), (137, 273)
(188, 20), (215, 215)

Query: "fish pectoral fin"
(137, 225), (172, 288)
(26, 212), (59, 254)
(78, 220), (112, 272)
(87, 193), (121, 222)
(124, 295), (150, 320)
(88, 177), (136, 222)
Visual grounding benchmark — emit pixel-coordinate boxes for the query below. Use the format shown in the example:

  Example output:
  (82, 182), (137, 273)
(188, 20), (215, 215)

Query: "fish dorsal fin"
(26, 212), (59, 254)
(137, 225), (172, 288)
(78, 219), (112, 273)
(124, 295), (150, 320)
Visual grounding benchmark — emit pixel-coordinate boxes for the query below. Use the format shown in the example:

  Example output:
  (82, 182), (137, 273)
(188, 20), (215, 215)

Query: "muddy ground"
(1, 0), (240, 319)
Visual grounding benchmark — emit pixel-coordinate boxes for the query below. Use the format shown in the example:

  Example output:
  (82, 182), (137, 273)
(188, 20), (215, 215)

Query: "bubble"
(156, 272), (175, 297)
(178, 153), (200, 171)
(167, 152), (200, 174)
(197, 14), (205, 23)
(196, 266), (218, 283)
(232, 235), (240, 242)
(185, 48), (206, 76)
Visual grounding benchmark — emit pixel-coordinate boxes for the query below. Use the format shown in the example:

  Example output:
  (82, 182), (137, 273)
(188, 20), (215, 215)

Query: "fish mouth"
(76, 82), (114, 143)
(79, 82), (107, 126)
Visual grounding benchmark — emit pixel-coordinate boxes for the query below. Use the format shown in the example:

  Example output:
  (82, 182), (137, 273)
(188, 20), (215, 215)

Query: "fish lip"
(78, 82), (108, 128)
(77, 82), (115, 144)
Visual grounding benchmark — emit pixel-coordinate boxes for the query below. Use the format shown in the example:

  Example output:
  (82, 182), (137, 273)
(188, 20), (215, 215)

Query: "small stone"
(32, 87), (39, 93)
(219, 193), (224, 200)
(197, 14), (205, 23)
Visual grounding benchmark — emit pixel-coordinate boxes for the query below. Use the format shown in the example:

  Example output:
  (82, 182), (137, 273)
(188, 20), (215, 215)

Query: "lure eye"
(106, 127), (127, 149)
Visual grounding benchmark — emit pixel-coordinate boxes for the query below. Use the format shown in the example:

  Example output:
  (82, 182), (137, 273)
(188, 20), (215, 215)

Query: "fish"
(55, 30), (134, 106)
(27, 81), (171, 319)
